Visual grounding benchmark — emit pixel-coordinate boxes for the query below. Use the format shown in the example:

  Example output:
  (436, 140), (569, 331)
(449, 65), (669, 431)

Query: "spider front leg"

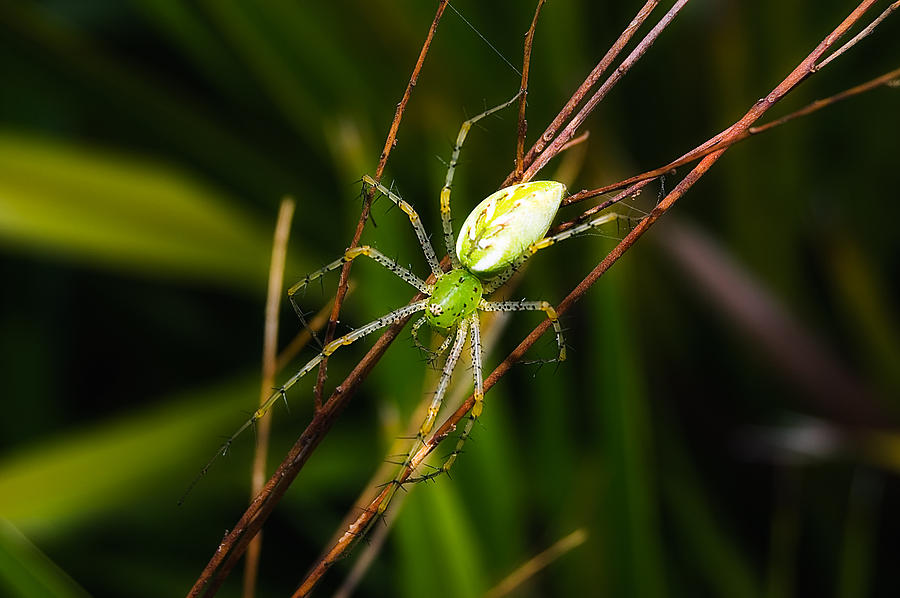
(361, 175), (443, 278)
(287, 245), (431, 327)
(482, 210), (637, 294)
(409, 312), (485, 483)
(441, 92), (522, 268)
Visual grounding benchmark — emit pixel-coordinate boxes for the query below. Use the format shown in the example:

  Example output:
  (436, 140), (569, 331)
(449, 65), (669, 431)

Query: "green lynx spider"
(206, 93), (629, 487)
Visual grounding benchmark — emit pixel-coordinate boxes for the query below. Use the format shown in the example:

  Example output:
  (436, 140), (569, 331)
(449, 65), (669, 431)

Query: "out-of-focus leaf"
(130, 0), (251, 102)
(199, 0), (321, 139)
(0, 2), (299, 199)
(592, 264), (666, 598)
(837, 472), (880, 598)
(397, 482), (485, 598)
(0, 376), (255, 532)
(0, 519), (91, 598)
(827, 235), (900, 396)
(661, 427), (759, 598)
(0, 133), (275, 288)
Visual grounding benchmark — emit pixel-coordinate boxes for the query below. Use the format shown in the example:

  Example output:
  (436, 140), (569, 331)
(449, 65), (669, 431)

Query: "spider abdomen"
(456, 181), (567, 277)
(425, 269), (483, 332)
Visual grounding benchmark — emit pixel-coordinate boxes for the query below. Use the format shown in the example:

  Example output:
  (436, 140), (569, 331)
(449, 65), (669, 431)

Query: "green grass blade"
(837, 472), (881, 598)
(660, 425), (760, 598)
(0, 377), (255, 531)
(0, 519), (92, 598)
(592, 264), (667, 597)
(0, 133), (275, 288)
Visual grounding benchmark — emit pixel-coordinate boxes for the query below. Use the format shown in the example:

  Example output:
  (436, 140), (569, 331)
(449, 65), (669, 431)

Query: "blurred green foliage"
(0, 1), (898, 597)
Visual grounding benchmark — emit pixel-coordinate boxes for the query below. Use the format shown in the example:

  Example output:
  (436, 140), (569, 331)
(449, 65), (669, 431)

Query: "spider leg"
(288, 245), (432, 327)
(361, 175), (443, 278)
(182, 300), (429, 503)
(479, 299), (566, 363)
(378, 320), (469, 511)
(441, 91), (523, 268)
(409, 312), (485, 483)
(410, 316), (453, 366)
(482, 211), (636, 294)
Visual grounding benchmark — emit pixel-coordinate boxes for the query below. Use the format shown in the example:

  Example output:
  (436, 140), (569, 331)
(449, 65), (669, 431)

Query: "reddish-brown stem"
(312, 0), (450, 409)
(815, 0), (900, 71)
(293, 2), (885, 594)
(520, 0), (690, 183)
(514, 0), (545, 182)
(504, 0), (660, 187)
(558, 64), (900, 220)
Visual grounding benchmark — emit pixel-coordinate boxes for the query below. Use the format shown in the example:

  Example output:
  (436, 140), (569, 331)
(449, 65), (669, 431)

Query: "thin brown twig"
(503, 0), (660, 187)
(242, 198), (295, 598)
(815, 0), (900, 71)
(312, 0), (451, 410)
(293, 3), (884, 594)
(557, 130), (591, 154)
(484, 528), (589, 598)
(749, 65), (900, 135)
(513, 0), (546, 182)
(555, 64), (900, 225)
(518, 0), (690, 184)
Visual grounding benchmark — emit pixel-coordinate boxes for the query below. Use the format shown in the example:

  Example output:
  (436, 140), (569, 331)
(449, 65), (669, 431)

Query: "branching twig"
(503, 0), (661, 187)
(518, 0), (691, 184)
(815, 0), (900, 71)
(292, 2), (886, 595)
(554, 65), (900, 231)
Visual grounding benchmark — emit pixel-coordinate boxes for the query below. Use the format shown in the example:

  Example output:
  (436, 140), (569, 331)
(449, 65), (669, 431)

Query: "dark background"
(0, 1), (898, 597)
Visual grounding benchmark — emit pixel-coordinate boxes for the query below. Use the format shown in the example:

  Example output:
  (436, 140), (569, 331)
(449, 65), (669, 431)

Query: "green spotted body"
(424, 180), (566, 333)
(425, 269), (483, 333)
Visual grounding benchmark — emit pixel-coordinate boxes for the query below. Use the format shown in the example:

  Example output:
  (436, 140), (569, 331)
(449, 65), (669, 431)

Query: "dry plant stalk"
(242, 198), (295, 598)
(188, 1), (895, 596)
